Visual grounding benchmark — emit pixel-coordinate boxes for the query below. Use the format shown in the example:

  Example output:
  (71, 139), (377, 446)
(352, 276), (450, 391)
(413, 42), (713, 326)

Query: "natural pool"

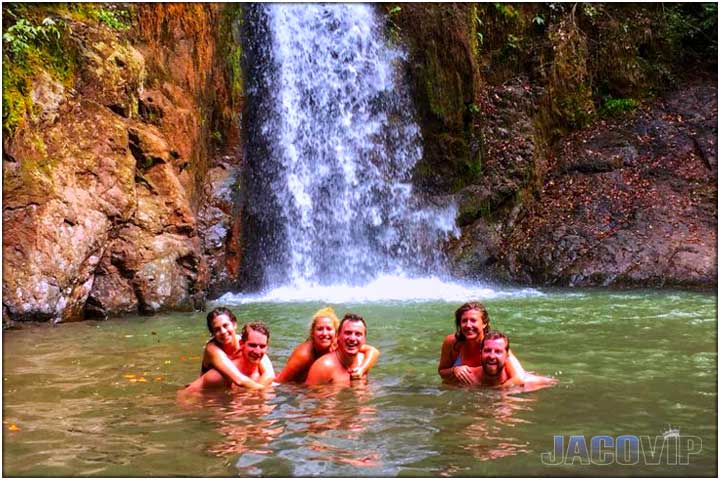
(3, 289), (717, 476)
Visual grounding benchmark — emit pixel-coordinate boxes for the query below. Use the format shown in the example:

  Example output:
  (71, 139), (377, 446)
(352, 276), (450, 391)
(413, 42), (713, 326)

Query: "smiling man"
(305, 313), (374, 386)
(474, 331), (512, 386)
(472, 331), (556, 389)
(185, 322), (274, 392)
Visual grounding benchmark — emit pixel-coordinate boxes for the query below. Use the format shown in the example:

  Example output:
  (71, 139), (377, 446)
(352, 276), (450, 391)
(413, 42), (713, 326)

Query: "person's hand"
(235, 378), (265, 390)
(348, 367), (363, 380)
(452, 365), (475, 385)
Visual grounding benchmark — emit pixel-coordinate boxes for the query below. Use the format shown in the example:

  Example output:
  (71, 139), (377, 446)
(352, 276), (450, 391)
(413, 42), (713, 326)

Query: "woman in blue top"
(438, 302), (527, 385)
(196, 307), (275, 390)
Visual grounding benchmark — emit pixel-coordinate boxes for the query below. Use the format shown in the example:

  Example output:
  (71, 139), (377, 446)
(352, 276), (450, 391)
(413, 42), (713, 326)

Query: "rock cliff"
(390, 3), (717, 288)
(2, 4), (245, 324)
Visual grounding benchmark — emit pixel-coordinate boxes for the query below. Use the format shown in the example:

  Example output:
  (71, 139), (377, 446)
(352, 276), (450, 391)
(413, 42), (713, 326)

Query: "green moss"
(96, 8), (131, 30)
(219, 4), (245, 107)
(63, 3), (133, 30)
(383, 4), (403, 45)
(422, 45), (463, 128)
(228, 45), (244, 101)
(599, 96), (639, 118)
(2, 63), (32, 135)
(470, 4), (480, 57)
(2, 5), (78, 135)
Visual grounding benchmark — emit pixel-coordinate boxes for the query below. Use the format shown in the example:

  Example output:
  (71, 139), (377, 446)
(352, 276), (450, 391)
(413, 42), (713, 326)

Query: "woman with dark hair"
(276, 306), (379, 383)
(438, 302), (526, 385)
(194, 307), (275, 390)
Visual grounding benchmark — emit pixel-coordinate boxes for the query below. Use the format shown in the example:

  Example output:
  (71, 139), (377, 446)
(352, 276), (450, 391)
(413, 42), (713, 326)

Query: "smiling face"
(209, 314), (237, 346)
(338, 320), (366, 356)
(459, 309), (487, 341)
(311, 316), (336, 352)
(481, 337), (509, 377)
(241, 329), (269, 365)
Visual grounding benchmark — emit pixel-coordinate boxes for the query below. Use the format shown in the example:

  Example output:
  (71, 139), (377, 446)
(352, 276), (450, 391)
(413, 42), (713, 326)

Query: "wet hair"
(206, 307), (237, 334)
(241, 321), (270, 342)
(482, 330), (510, 352)
(308, 306), (340, 339)
(338, 313), (367, 335)
(454, 302), (490, 343)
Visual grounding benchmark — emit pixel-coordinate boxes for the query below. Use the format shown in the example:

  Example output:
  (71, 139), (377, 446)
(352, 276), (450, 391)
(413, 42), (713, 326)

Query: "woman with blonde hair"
(276, 306), (379, 383)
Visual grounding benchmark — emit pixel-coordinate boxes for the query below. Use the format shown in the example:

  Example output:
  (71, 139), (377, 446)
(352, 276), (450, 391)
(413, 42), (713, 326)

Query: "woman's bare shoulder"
(441, 333), (457, 347)
(289, 340), (315, 361)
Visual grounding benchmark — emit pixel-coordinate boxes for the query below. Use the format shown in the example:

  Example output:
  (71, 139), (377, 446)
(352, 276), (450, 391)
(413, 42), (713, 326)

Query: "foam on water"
(216, 275), (543, 304)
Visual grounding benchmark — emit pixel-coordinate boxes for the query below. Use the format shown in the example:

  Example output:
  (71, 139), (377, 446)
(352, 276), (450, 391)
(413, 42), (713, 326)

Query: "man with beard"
(185, 322), (274, 391)
(472, 331), (555, 389)
(305, 313), (376, 386)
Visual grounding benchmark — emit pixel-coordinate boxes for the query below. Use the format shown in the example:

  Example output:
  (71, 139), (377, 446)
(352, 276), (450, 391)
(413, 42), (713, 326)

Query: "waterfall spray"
(242, 4), (458, 292)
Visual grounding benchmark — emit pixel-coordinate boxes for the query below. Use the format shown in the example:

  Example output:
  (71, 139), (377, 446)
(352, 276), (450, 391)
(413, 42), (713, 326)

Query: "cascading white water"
(225, 4), (541, 303)
(247, 4), (457, 287)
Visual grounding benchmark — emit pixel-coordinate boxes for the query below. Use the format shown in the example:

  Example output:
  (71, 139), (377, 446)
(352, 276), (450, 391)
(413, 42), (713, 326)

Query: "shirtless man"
(471, 331), (555, 389)
(305, 313), (375, 386)
(185, 322), (274, 392)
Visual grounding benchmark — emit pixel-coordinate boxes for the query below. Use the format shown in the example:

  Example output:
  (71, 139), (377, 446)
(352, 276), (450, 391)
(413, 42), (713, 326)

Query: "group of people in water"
(183, 302), (555, 392)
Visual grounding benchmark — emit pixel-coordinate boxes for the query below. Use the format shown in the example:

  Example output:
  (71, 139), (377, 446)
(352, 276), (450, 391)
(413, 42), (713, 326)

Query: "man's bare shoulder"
(306, 351), (342, 385)
(314, 351), (340, 368)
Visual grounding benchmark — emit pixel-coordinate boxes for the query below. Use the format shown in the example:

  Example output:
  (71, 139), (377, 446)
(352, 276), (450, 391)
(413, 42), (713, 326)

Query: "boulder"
(491, 82), (717, 287)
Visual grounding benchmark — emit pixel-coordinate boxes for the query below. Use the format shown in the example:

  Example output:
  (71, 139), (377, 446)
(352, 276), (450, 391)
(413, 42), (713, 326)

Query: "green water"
(3, 289), (717, 476)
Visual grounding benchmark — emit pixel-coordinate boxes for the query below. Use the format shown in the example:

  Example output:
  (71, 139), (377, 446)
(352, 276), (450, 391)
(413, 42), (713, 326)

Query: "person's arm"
(258, 354), (275, 386)
(276, 342), (313, 383)
(520, 372), (557, 386)
(438, 336), (474, 384)
(305, 356), (333, 386)
(505, 350), (527, 380)
(503, 372), (557, 391)
(349, 344), (380, 380)
(204, 343), (264, 389)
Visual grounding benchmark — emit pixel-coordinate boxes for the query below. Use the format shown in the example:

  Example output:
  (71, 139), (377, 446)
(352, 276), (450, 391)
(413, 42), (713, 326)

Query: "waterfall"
(240, 4), (458, 295)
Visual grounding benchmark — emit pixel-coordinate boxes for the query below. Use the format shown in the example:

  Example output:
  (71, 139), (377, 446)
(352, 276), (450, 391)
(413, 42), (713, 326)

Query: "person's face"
(311, 316), (336, 351)
(460, 309), (486, 340)
(242, 329), (269, 364)
(210, 314), (237, 346)
(338, 320), (365, 356)
(481, 338), (508, 377)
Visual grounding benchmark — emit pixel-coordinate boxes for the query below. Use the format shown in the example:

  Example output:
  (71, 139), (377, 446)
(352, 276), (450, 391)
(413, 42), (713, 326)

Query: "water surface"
(3, 289), (716, 476)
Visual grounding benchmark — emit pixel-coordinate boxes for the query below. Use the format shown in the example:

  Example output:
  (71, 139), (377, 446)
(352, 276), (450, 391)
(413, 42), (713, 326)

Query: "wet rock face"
(3, 100), (135, 323)
(446, 78), (541, 276)
(492, 82), (717, 287)
(196, 158), (245, 298)
(392, 3), (482, 195)
(2, 6), (230, 325)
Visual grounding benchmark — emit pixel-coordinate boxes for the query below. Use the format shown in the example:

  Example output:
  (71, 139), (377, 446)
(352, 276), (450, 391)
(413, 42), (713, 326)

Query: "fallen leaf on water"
(123, 374), (136, 379)
(138, 377), (147, 383)
(8, 424), (21, 432)
(154, 376), (163, 381)
(165, 360), (172, 364)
